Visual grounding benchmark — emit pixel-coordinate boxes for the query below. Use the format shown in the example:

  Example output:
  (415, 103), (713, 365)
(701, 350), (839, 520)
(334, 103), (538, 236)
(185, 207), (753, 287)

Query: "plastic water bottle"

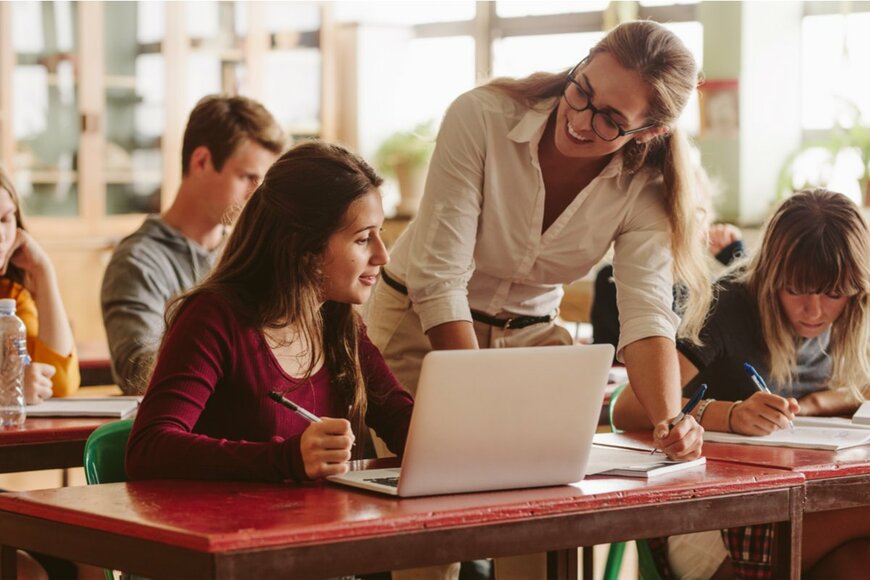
(0, 299), (29, 428)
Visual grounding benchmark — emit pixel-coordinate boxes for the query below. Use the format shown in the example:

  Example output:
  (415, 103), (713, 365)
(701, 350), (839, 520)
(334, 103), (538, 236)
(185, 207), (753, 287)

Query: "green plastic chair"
(602, 383), (663, 580)
(83, 419), (134, 580)
(83, 419), (134, 485)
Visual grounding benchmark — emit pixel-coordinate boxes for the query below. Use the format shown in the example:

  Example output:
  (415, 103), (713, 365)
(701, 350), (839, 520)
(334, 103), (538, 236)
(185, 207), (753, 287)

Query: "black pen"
(268, 391), (321, 423)
(651, 383), (707, 454)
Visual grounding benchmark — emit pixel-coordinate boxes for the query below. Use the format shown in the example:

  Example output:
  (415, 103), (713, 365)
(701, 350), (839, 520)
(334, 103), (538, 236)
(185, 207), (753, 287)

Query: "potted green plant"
(777, 103), (870, 205)
(375, 121), (435, 217)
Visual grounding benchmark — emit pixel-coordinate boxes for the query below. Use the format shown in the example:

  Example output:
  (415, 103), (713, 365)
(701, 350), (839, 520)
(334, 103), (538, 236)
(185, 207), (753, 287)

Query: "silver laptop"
(330, 343), (614, 497)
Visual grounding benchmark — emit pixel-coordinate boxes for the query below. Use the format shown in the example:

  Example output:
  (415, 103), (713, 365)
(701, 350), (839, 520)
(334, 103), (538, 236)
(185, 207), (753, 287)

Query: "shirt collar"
(507, 98), (556, 145)
(508, 97), (626, 180)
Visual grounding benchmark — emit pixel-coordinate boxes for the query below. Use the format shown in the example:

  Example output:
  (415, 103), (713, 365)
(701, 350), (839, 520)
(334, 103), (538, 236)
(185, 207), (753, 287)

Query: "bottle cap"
(0, 299), (15, 315)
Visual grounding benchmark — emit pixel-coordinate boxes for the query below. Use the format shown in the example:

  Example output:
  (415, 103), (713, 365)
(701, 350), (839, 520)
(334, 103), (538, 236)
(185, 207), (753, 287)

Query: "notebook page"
(704, 426), (870, 451)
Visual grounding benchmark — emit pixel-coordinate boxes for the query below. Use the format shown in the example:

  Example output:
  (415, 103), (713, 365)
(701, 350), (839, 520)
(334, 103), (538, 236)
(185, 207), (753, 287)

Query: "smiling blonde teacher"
(366, 20), (711, 580)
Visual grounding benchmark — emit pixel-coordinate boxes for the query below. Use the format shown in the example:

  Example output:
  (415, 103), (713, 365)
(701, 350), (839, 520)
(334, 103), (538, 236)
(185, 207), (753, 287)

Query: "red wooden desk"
(0, 417), (112, 473)
(597, 431), (870, 513)
(0, 460), (804, 579)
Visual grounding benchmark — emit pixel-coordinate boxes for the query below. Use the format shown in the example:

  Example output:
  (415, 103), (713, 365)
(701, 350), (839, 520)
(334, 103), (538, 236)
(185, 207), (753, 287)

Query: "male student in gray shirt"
(101, 95), (285, 394)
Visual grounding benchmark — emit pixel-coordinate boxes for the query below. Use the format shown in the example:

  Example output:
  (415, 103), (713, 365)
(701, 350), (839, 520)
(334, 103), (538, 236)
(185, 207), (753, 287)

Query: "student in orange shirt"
(0, 166), (79, 404)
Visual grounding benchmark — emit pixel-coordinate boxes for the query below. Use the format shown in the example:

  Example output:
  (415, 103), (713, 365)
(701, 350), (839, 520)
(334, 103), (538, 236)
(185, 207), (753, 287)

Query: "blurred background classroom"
(2, 2), (869, 575)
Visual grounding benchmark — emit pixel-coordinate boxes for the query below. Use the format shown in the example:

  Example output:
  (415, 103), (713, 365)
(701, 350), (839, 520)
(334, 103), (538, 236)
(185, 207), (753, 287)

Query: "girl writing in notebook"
(0, 166), (79, 404)
(613, 189), (870, 578)
(126, 142), (413, 482)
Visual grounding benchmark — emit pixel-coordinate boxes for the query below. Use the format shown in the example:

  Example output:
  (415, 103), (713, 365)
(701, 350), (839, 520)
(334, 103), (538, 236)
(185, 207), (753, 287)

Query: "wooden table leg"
(775, 486), (804, 580)
(582, 546), (594, 579)
(547, 549), (577, 580)
(1, 545), (17, 580)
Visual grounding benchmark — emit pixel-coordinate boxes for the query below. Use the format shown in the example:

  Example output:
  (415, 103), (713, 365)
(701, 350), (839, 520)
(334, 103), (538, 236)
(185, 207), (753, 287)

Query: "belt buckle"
(504, 317), (516, 329)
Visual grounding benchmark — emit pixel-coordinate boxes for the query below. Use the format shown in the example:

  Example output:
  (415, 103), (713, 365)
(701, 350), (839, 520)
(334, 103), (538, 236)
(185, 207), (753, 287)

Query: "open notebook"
(26, 396), (142, 419)
(330, 344), (614, 497)
(704, 423), (870, 451)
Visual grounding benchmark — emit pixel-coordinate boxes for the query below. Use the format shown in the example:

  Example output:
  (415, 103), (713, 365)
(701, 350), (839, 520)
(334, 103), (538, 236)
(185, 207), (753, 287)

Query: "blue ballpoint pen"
(651, 383), (708, 454)
(742, 363), (795, 432)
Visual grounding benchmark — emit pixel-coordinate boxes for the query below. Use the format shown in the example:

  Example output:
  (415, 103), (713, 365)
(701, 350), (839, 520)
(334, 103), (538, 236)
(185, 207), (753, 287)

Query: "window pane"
(335, 1), (474, 25)
(639, 0), (699, 6)
(355, 33), (474, 214)
(662, 21), (703, 136)
(262, 1), (321, 32)
(186, 1), (221, 39)
(186, 53), (223, 115)
(105, 1), (163, 215)
(12, 0), (80, 217)
(802, 13), (870, 130)
(262, 49), (322, 138)
(137, 0), (165, 44)
(496, 1), (609, 17)
(492, 32), (604, 78)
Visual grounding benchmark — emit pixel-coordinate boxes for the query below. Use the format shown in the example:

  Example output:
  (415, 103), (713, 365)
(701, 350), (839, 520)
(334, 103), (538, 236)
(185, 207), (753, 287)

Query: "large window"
(794, 3), (870, 203)
(341, 1), (702, 215)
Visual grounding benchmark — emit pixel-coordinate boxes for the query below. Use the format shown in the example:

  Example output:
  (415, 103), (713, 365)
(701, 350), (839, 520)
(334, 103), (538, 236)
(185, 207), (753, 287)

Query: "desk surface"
(0, 417), (112, 473)
(597, 431), (870, 514)
(596, 431), (870, 478)
(0, 460), (804, 579)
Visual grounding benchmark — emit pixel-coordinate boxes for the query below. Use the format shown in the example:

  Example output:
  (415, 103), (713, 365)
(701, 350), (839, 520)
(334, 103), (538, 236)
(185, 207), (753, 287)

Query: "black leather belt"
(380, 269), (556, 330)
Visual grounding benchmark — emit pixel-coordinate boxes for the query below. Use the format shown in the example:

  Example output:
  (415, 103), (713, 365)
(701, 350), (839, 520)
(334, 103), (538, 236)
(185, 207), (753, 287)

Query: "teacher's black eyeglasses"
(563, 61), (656, 142)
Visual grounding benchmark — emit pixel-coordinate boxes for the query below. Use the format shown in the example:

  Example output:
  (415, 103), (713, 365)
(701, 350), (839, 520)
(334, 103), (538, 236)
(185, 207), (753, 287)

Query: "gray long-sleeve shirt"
(101, 216), (217, 394)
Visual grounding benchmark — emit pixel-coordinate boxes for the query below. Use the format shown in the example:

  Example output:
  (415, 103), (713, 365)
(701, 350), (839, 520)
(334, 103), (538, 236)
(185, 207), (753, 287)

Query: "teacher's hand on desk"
(653, 415), (704, 460)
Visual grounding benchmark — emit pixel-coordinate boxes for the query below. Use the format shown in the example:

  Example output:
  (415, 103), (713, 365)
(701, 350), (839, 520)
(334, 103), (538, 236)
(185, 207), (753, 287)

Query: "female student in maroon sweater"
(126, 141), (413, 482)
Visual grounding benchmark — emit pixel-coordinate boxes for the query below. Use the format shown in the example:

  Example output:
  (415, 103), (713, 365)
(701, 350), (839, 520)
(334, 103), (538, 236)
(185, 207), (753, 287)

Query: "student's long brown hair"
(164, 142), (384, 452)
(0, 165), (28, 286)
(487, 20), (710, 341)
(739, 189), (870, 398)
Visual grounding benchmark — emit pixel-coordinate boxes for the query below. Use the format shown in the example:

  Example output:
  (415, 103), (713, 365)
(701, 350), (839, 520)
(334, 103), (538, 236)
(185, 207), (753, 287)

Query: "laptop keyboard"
(364, 476), (400, 487)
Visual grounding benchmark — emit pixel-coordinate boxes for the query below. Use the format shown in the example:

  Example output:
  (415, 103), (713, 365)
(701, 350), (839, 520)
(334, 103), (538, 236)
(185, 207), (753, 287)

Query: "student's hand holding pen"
(299, 418), (356, 479)
(728, 393), (799, 436)
(738, 363), (798, 435)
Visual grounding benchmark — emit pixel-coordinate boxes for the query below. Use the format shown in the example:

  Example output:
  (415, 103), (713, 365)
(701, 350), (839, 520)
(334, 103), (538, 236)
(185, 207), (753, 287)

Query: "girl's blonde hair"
(487, 20), (710, 342)
(163, 142), (384, 456)
(740, 189), (870, 399)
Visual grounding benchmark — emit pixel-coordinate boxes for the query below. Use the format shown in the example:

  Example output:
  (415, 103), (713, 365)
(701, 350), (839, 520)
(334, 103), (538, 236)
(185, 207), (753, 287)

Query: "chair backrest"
(83, 419), (134, 485)
(608, 382), (627, 434)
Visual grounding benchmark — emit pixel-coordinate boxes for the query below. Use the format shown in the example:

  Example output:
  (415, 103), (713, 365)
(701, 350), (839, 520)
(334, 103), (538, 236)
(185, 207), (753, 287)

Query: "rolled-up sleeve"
(612, 179), (680, 359)
(404, 91), (487, 332)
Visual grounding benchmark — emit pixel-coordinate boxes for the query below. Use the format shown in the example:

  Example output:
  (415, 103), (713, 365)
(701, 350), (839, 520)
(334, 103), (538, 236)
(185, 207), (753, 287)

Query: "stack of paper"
(586, 445), (706, 478)
(26, 396), (142, 419)
(853, 401), (870, 426)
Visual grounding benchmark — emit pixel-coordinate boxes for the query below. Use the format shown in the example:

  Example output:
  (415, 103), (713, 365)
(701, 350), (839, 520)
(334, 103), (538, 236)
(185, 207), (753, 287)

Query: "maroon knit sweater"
(126, 292), (413, 482)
